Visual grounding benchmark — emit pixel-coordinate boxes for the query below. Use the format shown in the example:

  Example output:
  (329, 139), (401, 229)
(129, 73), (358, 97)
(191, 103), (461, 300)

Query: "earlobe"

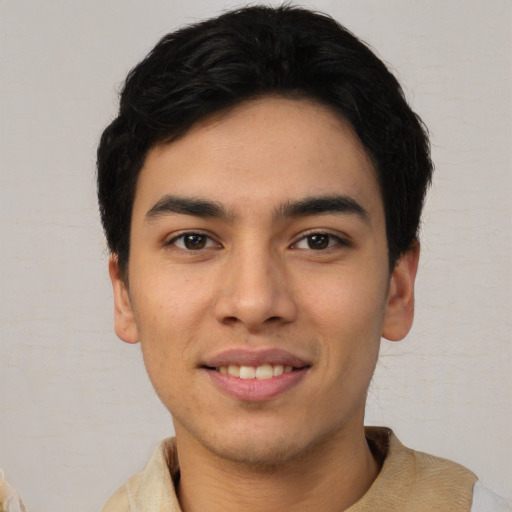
(382, 241), (420, 342)
(109, 256), (139, 344)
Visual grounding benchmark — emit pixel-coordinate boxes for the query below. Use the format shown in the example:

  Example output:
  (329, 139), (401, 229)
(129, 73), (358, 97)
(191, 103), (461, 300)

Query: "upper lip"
(202, 348), (310, 369)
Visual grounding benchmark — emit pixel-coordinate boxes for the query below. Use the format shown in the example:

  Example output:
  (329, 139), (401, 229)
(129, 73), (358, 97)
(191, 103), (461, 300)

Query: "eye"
(168, 232), (219, 251)
(293, 233), (345, 250)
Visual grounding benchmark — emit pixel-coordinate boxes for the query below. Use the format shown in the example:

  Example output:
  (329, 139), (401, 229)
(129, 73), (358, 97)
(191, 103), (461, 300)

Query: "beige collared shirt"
(101, 427), (508, 512)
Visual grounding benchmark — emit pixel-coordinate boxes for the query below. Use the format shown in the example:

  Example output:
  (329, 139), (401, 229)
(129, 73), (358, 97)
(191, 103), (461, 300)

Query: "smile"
(217, 364), (294, 379)
(202, 348), (311, 401)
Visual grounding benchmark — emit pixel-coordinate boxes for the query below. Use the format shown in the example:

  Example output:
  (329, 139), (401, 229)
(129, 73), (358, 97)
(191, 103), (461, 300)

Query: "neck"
(175, 426), (379, 512)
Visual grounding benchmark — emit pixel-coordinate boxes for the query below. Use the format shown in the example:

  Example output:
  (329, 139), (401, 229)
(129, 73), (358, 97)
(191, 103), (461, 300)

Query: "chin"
(177, 414), (336, 469)
(206, 433), (309, 468)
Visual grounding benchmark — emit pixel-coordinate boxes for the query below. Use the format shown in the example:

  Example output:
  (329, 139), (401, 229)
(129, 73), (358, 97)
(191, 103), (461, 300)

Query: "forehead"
(134, 97), (382, 221)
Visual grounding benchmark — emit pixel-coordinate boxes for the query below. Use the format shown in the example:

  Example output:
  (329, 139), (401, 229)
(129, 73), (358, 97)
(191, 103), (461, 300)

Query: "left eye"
(169, 233), (218, 250)
(293, 233), (343, 250)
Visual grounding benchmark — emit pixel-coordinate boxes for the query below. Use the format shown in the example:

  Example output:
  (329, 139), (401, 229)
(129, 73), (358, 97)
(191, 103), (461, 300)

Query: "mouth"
(201, 349), (311, 401)
(208, 363), (297, 379)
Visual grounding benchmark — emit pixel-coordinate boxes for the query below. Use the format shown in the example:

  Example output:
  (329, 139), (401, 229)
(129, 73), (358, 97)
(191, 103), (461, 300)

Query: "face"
(110, 97), (418, 466)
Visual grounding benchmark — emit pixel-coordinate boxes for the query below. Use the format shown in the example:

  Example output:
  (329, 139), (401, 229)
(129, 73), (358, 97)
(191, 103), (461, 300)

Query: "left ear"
(382, 241), (420, 341)
(109, 255), (140, 344)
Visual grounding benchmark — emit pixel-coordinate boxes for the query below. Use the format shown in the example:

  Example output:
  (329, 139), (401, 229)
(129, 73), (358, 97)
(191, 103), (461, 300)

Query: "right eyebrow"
(145, 195), (231, 222)
(274, 195), (370, 224)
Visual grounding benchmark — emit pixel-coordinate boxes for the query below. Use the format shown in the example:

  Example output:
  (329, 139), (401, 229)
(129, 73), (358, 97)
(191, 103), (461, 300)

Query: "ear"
(109, 255), (139, 344)
(382, 241), (420, 341)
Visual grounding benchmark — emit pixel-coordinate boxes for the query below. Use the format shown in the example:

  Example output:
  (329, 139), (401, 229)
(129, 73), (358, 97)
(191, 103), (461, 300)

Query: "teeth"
(227, 365), (240, 377)
(255, 364), (273, 380)
(217, 363), (295, 379)
(273, 364), (284, 376)
(239, 366), (256, 379)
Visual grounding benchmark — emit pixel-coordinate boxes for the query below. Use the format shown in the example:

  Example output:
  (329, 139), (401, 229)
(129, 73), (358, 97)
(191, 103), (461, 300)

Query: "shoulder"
(357, 427), (477, 511)
(367, 427), (478, 489)
(102, 483), (132, 512)
(365, 428), (511, 512)
(101, 437), (180, 512)
(471, 481), (512, 512)
(101, 467), (148, 512)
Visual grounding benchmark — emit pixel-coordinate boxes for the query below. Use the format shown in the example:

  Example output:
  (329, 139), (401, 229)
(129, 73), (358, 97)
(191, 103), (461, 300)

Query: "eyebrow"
(146, 195), (230, 221)
(145, 194), (369, 223)
(275, 195), (369, 223)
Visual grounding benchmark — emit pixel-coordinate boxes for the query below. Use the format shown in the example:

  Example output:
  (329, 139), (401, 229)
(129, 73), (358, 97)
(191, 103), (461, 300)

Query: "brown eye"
(293, 232), (347, 251)
(169, 233), (218, 250)
(183, 234), (207, 250)
(307, 234), (330, 250)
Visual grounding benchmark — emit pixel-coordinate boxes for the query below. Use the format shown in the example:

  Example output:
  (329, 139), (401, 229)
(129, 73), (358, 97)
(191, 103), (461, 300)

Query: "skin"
(110, 97), (419, 512)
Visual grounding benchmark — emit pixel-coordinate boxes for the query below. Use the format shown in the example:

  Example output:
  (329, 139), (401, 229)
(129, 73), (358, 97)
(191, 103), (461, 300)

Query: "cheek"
(306, 273), (387, 332)
(131, 265), (212, 335)
(302, 271), (388, 368)
(129, 267), (216, 378)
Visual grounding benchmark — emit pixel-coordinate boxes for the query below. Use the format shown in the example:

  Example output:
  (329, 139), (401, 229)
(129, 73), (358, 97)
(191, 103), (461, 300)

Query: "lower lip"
(205, 368), (308, 402)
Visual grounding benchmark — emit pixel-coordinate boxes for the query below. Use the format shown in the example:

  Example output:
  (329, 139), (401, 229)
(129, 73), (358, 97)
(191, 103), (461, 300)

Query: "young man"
(97, 5), (510, 511)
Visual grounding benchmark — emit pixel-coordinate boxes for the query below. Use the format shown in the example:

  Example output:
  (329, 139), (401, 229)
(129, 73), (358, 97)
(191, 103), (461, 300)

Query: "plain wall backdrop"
(1, 1), (511, 510)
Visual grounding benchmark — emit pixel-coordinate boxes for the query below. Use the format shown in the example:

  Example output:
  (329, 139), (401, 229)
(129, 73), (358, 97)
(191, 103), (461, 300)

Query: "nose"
(213, 243), (298, 332)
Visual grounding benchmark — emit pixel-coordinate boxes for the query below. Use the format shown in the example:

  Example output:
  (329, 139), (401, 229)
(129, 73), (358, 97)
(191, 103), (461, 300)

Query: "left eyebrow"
(145, 195), (231, 221)
(274, 195), (370, 223)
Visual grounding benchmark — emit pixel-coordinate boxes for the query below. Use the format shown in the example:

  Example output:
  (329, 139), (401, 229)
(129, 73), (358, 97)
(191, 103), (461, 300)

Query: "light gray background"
(1, 1), (511, 510)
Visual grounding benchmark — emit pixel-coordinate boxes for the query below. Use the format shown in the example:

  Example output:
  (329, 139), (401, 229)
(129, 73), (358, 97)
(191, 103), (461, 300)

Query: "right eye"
(167, 232), (219, 251)
(292, 232), (349, 251)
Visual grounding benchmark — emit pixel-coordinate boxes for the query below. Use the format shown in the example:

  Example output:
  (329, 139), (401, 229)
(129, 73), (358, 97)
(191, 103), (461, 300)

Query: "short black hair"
(97, 4), (433, 275)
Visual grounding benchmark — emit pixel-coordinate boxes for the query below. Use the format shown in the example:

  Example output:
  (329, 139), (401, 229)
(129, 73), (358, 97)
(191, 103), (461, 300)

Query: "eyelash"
(165, 231), (349, 252)
(292, 232), (350, 251)
(166, 232), (220, 251)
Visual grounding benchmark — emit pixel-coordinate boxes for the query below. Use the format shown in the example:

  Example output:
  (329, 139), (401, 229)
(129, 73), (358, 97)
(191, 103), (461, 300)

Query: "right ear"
(109, 256), (139, 344)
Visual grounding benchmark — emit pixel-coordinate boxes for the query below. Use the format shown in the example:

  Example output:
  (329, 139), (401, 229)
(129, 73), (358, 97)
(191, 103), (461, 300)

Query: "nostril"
(222, 316), (239, 325)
